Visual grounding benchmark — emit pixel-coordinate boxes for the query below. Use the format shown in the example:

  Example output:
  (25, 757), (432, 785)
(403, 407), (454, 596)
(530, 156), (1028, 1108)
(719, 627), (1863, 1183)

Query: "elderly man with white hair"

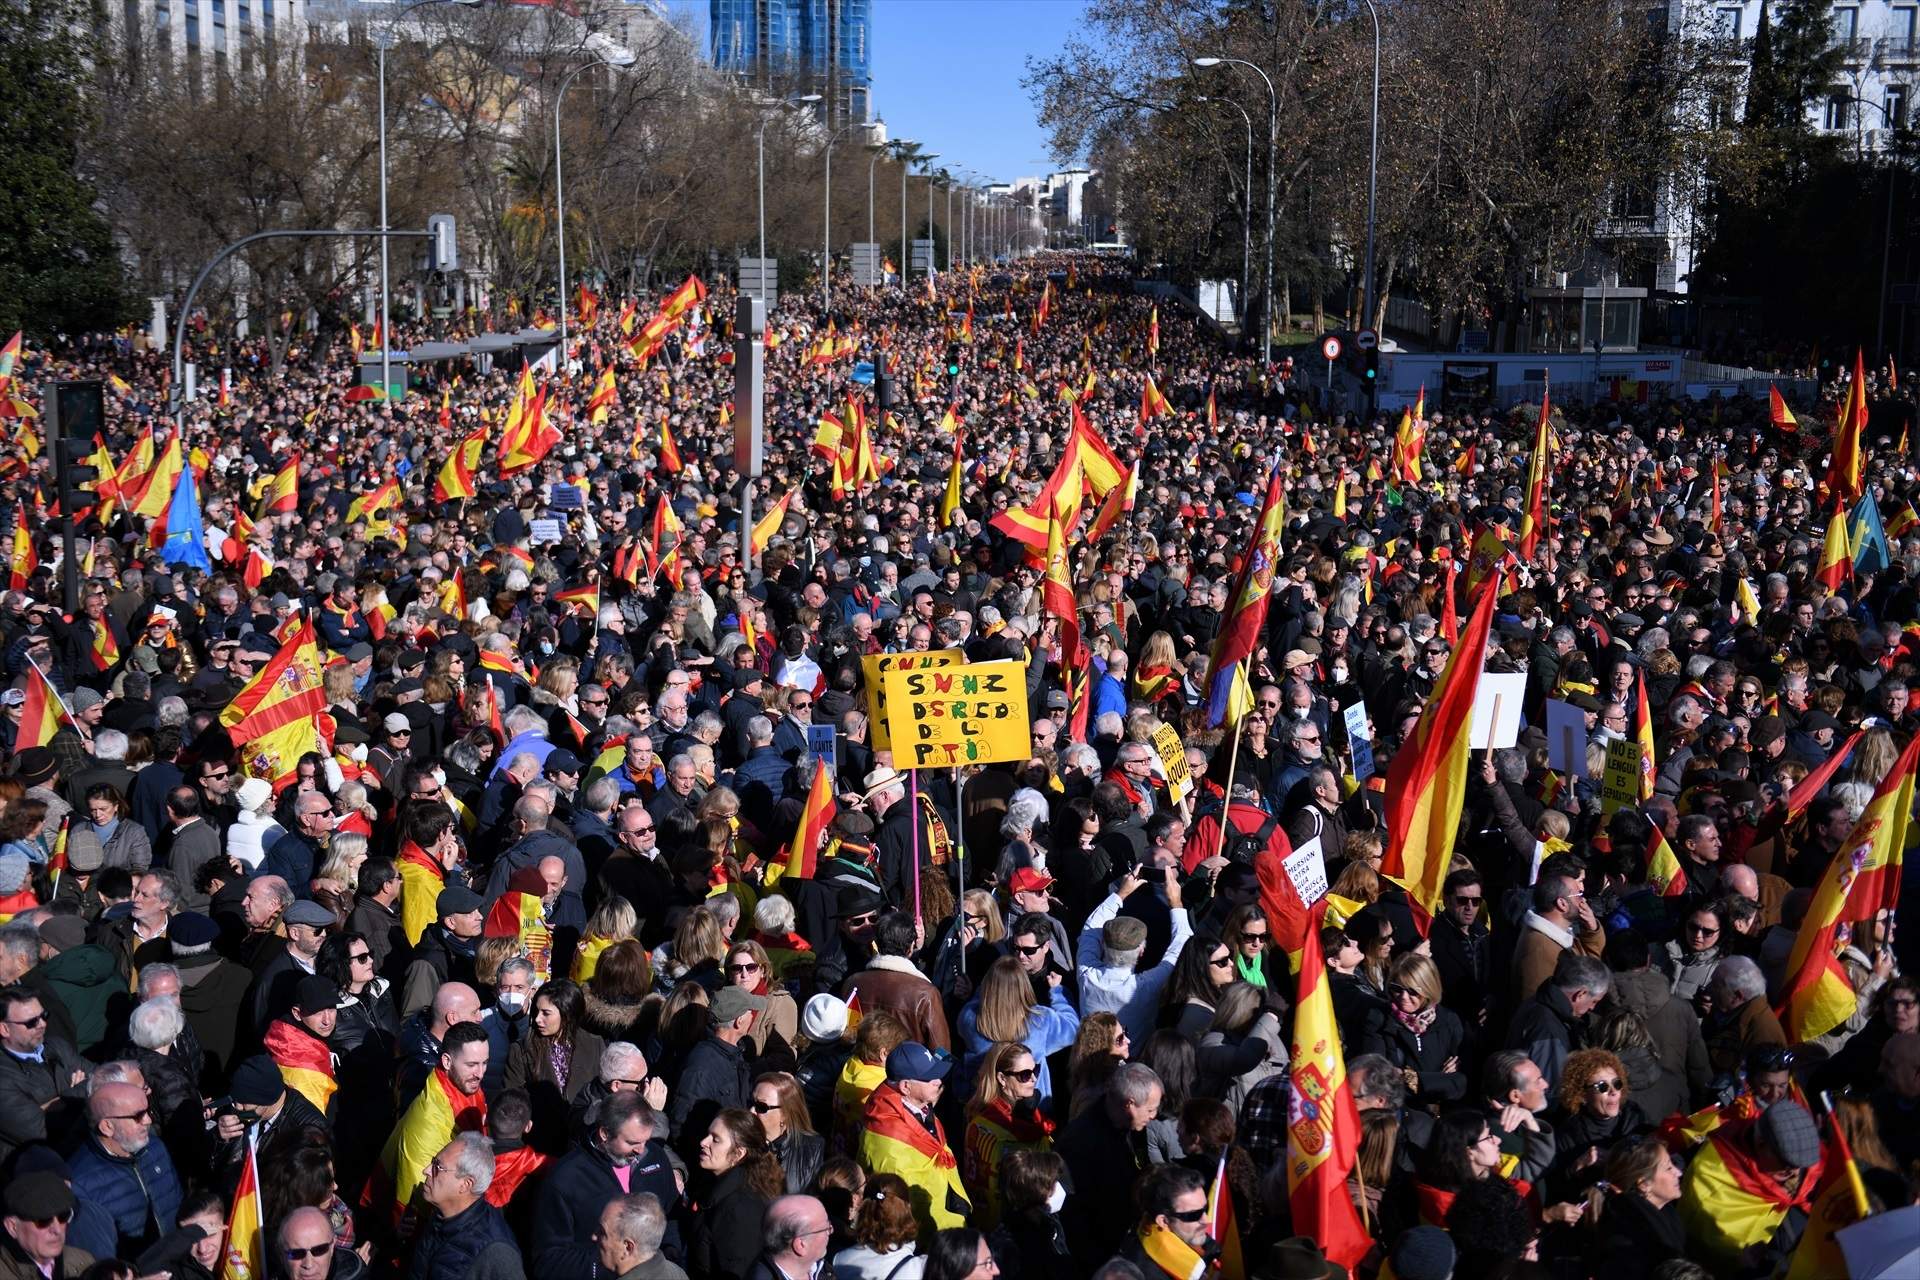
(1705, 955), (1788, 1076)
(412, 1132), (525, 1280)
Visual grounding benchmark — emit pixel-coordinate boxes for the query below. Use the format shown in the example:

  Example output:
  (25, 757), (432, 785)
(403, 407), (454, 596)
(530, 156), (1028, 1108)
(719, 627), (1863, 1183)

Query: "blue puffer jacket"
(66, 1133), (184, 1258)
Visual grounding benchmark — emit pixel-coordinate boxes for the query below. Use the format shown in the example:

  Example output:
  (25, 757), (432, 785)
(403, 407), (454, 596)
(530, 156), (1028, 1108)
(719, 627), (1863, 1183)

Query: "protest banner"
(881, 659), (1030, 769)
(1152, 723), (1193, 804)
(862, 649), (965, 750)
(1602, 738), (1643, 816)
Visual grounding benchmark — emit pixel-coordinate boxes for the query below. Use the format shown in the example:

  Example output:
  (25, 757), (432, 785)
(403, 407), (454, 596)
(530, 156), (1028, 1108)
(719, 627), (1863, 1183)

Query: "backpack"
(1224, 811), (1281, 867)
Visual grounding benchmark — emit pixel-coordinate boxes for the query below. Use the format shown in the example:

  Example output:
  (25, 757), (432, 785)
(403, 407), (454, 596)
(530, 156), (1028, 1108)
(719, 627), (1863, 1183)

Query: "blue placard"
(807, 723), (838, 776)
(850, 362), (875, 385)
(1344, 703), (1375, 782)
(550, 483), (584, 510)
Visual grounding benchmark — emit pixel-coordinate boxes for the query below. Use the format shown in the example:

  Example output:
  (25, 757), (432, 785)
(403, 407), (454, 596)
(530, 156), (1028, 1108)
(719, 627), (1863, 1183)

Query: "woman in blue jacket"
(956, 956), (1080, 1112)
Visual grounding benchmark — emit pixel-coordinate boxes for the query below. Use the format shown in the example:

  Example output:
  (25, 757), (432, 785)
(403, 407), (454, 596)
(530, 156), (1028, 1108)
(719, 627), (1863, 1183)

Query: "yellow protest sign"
(1152, 723), (1193, 804)
(862, 649), (966, 750)
(881, 659), (1030, 770)
(1601, 738), (1643, 817)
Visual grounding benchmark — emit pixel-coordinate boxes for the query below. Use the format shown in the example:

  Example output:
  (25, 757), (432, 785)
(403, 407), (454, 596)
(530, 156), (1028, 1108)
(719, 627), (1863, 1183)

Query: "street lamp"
(757, 93), (823, 297)
(866, 143), (890, 244)
(1194, 56), (1277, 367)
(374, 0), (481, 394)
(554, 45), (638, 362)
(922, 158), (942, 275)
(821, 123), (867, 316)
(1197, 96), (1253, 332)
(891, 140), (919, 288)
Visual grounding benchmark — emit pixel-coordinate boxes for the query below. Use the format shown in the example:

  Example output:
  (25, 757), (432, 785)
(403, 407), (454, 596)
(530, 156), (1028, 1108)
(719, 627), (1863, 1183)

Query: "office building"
(710, 0), (872, 126)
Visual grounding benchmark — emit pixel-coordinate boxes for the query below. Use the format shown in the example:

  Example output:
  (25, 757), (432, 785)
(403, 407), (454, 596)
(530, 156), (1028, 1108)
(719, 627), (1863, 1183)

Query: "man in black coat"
(665, 987), (761, 1148)
(1056, 1061), (1161, 1260)
(1505, 950), (1610, 1094)
(531, 1092), (683, 1280)
(1429, 866), (1495, 1029)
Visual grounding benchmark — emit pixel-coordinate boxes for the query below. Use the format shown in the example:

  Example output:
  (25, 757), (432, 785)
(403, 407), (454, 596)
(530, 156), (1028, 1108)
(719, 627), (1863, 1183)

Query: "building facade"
(710, 0), (871, 127)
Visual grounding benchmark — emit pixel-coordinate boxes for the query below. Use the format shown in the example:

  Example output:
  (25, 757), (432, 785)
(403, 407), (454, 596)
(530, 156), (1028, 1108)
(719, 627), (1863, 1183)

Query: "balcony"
(1882, 35), (1920, 64)
(1595, 213), (1672, 239)
(1830, 35), (1872, 63)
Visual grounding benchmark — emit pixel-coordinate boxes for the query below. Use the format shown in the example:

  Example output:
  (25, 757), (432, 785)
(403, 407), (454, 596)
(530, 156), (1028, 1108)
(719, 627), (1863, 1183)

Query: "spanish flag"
(659, 272), (707, 323)
(1042, 469), (1087, 738)
(752, 488), (794, 557)
(434, 427), (486, 504)
(1147, 305), (1159, 354)
(1815, 506), (1852, 593)
(988, 409), (1127, 551)
(1786, 1113), (1873, 1280)
(16, 660), (70, 752)
(1679, 1120), (1821, 1269)
(1283, 903), (1371, 1269)
(220, 1129), (265, 1280)
(264, 1020), (337, 1115)
(1139, 374), (1172, 424)
(771, 764), (835, 886)
(361, 1067), (488, 1226)
(1735, 576), (1762, 626)
(1518, 377), (1552, 558)
(1205, 465), (1285, 729)
(1633, 672), (1657, 801)
(8, 506), (34, 590)
(812, 415), (844, 460)
(860, 1082), (971, 1235)
(1823, 350), (1867, 507)
(1885, 499), (1919, 540)
(219, 615), (326, 786)
(659, 418), (682, 474)
(586, 366), (618, 425)
(553, 583), (600, 617)
(939, 435), (965, 529)
(1769, 384), (1798, 432)
(1782, 728), (1865, 825)
(1084, 458), (1140, 544)
(1646, 825), (1687, 898)
(132, 437), (183, 520)
(262, 455), (299, 514)
(1381, 576), (1498, 930)
(1780, 732), (1920, 1041)
(1205, 1150), (1246, 1280)
(484, 885), (554, 984)
(87, 619), (121, 674)
(346, 478), (399, 525)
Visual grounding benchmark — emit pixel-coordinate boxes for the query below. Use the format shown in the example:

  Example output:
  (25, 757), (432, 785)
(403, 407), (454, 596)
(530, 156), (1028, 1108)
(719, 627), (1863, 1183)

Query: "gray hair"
(1110, 1061), (1162, 1107)
(0, 924), (38, 972)
(763, 1195), (828, 1255)
(88, 1060), (145, 1093)
(1000, 788), (1050, 840)
(1831, 780), (1873, 825)
(747, 715), (774, 746)
(155, 696), (188, 728)
(1347, 1053), (1409, 1109)
(707, 893), (741, 931)
(129, 997), (186, 1051)
(754, 894), (795, 934)
(1062, 743), (1100, 775)
(503, 704), (546, 739)
(520, 779), (559, 809)
(1552, 951), (1612, 997)
(1094, 711), (1126, 739)
(93, 729), (128, 763)
(1493, 747), (1528, 786)
(583, 777), (620, 815)
(1713, 955), (1767, 1003)
(135, 962), (181, 1000)
(444, 1131), (495, 1193)
(604, 1192), (668, 1260)
(497, 957), (537, 986)
(512, 795), (552, 829)
(600, 1041), (646, 1084)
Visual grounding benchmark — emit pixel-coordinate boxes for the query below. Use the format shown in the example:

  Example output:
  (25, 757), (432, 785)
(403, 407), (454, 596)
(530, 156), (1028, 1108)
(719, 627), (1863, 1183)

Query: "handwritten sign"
(881, 659), (1031, 770)
(1343, 704), (1375, 782)
(806, 723), (838, 778)
(862, 649), (965, 750)
(1602, 738), (1643, 817)
(1152, 724), (1193, 804)
(1284, 835), (1328, 905)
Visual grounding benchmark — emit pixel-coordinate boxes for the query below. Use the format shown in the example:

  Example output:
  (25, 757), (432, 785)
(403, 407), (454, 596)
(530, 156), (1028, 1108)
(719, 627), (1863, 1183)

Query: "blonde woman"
(1355, 952), (1466, 1107)
(961, 1041), (1054, 1229)
(311, 832), (369, 924)
(1196, 982), (1286, 1113)
(724, 938), (799, 1062)
(957, 956), (1079, 1111)
(572, 895), (639, 983)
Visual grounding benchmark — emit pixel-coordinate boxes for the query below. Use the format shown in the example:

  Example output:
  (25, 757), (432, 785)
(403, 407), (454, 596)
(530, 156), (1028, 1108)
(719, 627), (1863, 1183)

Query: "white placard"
(1283, 835), (1327, 905)
(528, 518), (564, 545)
(1469, 672), (1527, 750)
(1544, 698), (1588, 778)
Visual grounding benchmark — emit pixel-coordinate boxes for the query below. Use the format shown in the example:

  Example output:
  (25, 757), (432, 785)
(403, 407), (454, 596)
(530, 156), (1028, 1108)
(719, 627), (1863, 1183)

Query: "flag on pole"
(1778, 733), (1920, 1041)
(160, 464), (213, 573)
(1519, 377), (1552, 558)
(434, 427), (487, 503)
(1139, 375), (1172, 424)
(15, 659), (70, 752)
(751, 488), (795, 556)
(1850, 492), (1891, 576)
(1646, 826), (1688, 898)
(262, 455), (298, 514)
(1205, 466), (1285, 728)
(659, 419), (683, 473)
(1816, 507), (1853, 593)
(771, 763), (835, 886)
(219, 615), (326, 786)
(1769, 384), (1798, 432)
(1205, 1151), (1246, 1280)
(8, 506), (35, 590)
(939, 435), (965, 528)
(1381, 577), (1499, 931)
(1283, 903), (1372, 1270)
(1633, 672), (1658, 802)
(1823, 350), (1868, 507)
(219, 1129), (265, 1280)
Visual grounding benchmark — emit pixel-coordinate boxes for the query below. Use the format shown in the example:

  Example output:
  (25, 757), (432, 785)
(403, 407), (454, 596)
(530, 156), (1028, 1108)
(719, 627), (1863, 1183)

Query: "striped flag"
(1779, 732), (1919, 1041)
(1205, 1151), (1246, 1280)
(752, 488), (795, 557)
(8, 506), (34, 590)
(1646, 825), (1687, 898)
(1769, 384), (1798, 432)
(218, 615), (326, 786)
(262, 454), (298, 514)
(264, 1020), (338, 1114)
(1205, 466), (1285, 728)
(484, 888), (554, 984)
(1823, 350), (1867, 507)
(1816, 507), (1852, 593)
(220, 1128), (265, 1280)
(1633, 673), (1658, 801)
(1381, 577), (1499, 931)
(1139, 374), (1172, 424)
(774, 764), (835, 885)
(1519, 377), (1552, 557)
(16, 660), (71, 752)
(1783, 728), (1865, 824)
(1284, 903), (1371, 1269)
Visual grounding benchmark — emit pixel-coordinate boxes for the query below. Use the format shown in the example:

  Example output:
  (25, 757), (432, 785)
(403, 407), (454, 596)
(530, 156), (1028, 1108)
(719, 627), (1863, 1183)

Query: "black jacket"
(684, 1165), (769, 1280)
(1593, 1189), (1687, 1280)
(771, 1127), (824, 1194)
(668, 1034), (751, 1143)
(1355, 1004), (1468, 1106)
(1429, 913), (1494, 1024)
(986, 1208), (1072, 1280)
(531, 1135), (682, 1280)
(1055, 1106), (1151, 1260)
(1505, 981), (1582, 1091)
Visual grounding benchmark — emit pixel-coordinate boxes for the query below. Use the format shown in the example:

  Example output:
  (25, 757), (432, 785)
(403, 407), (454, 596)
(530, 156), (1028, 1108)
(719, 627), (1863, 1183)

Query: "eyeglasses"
(1239, 930), (1269, 945)
(750, 1099), (781, 1114)
(999, 1066), (1038, 1082)
(1585, 1079), (1623, 1095)
(1388, 984), (1420, 1002)
(1013, 942), (1045, 957)
(1452, 894), (1483, 907)
(202, 769), (230, 780)
(790, 699), (812, 709)
(1686, 923), (1720, 936)
(727, 962), (760, 976)
(1169, 1207), (1210, 1223)
(6, 1012), (46, 1028)
(390, 729), (413, 737)
(106, 1108), (153, 1122)
(29, 1210), (74, 1228)
(349, 951), (373, 964)
(1209, 954), (1232, 969)
(283, 1245), (330, 1261)
(844, 913), (877, 928)
(1296, 734), (1320, 744)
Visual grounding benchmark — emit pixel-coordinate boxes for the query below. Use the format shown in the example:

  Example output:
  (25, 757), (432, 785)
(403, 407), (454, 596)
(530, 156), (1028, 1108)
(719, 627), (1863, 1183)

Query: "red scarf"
(974, 1096), (1054, 1144)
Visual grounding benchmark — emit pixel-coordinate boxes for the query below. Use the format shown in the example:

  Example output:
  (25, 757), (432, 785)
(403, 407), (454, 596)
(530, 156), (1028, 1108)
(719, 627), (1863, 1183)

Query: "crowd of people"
(0, 250), (1914, 1280)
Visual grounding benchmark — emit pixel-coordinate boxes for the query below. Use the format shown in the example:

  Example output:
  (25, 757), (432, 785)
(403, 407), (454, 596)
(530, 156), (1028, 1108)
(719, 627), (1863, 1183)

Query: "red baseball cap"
(1008, 867), (1054, 896)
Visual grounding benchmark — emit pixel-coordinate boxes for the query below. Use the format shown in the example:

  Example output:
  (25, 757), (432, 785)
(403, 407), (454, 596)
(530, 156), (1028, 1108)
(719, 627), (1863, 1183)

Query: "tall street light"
(821, 123), (866, 316)
(375, 0), (480, 394)
(944, 180), (956, 271)
(1197, 95), (1253, 333)
(866, 143), (890, 244)
(554, 46), (637, 362)
(922, 159), (942, 273)
(1194, 56), (1277, 367)
(757, 93), (823, 296)
(893, 140), (919, 288)
(1356, 0), (1381, 343)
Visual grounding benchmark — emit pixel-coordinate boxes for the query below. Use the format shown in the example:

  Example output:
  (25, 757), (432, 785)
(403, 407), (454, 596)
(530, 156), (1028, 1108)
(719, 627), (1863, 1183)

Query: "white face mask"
(1045, 1182), (1067, 1214)
(497, 991), (527, 1015)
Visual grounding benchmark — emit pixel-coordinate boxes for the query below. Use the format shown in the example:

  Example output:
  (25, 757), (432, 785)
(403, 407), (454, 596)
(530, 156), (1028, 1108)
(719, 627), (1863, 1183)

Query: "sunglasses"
(1209, 954), (1232, 969)
(29, 1210), (74, 1228)
(283, 1245), (330, 1262)
(749, 1100), (780, 1114)
(1013, 942), (1046, 957)
(727, 962), (760, 975)
(1169, 1207), (1209, 1223)
(1388, 984), (1419, 1001)
(998, 1066), (1038, 1083)
(1586, 1079), (1623, 1095)
(1239, 931), (1268, 945)
(349, 951), (373, 964)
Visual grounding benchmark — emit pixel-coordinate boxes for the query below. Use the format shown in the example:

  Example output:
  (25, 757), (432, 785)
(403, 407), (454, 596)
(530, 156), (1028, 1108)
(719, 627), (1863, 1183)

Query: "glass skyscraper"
(711, 0), (871, 126)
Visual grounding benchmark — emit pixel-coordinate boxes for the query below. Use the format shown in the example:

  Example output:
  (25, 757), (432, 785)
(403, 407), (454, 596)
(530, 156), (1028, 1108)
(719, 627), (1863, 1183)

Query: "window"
(1890, 85), (1910, 127)
(1715, 7), (1741, 40)
(237, 0), (248, 28)
(261, 0), (272, 33)
(1827, 92), (1853, 129)
(1832, 7), (1858, 42)
(185, 5), (198, 47)
(1898, 7), (1919, 41)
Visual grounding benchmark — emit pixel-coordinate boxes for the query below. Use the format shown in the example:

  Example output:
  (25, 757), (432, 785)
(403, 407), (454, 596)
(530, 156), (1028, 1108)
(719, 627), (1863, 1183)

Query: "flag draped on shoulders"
(263, 1021), (337, 1114)
(860, 1082), (970, 1234)
(1679, 1120), (1821, 1267)
(362, 1067), (488, 1226)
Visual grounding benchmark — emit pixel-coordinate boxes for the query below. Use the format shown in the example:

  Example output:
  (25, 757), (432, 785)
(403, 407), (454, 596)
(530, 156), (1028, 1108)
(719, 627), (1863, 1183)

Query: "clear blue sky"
(666, 0), (1087, 183)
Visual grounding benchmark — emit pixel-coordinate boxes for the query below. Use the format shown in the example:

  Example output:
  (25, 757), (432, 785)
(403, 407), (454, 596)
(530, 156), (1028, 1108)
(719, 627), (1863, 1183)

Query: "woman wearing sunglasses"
(960, 1042), (1055, 1230)
(1548, 1048), (1651, 1192)
(1355, 953), (1466, 1110)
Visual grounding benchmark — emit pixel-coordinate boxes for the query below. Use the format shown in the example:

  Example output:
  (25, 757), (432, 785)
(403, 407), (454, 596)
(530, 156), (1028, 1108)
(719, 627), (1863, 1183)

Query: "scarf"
(92, 817), (119, 845)
(1235, 953), (1266, 989)
(975, 1095), (1055, 1144)
(1136, 1224), (1207, 1280)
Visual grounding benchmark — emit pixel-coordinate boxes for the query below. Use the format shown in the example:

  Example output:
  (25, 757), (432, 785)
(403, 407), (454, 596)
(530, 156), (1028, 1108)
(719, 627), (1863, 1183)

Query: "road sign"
(1354, 328), (1378, 351)
(848, 242), (884, 289)
(910, 238), (935, 276)
(1319, 336), (1342, 362)
(737, 257), (778, 305)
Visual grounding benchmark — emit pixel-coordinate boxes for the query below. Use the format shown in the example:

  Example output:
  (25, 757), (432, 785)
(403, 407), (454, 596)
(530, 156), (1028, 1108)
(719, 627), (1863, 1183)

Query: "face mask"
(538, 641), (555, 657)
(1289, 706), (1311, 720)
(1332, 666), (1349, 684)
(497, 991), (527, 1015)
(1045, 1182), (1067, 1215)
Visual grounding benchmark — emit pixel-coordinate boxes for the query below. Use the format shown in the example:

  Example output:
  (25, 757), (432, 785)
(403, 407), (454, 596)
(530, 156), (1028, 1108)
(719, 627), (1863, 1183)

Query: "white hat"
(801, 993), (850, 1042)
(383, 712), (412, 734)
(236, 777), (274, 815)
(862, 766), (906, 798)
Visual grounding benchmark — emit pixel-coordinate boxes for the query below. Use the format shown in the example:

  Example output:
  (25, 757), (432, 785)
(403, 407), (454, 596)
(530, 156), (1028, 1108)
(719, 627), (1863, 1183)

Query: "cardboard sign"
(1343, 703), (1375, 782)
(1544, 698), (1588, 779)
(1151, 724), (1193, 804)
(862, 649), (965, 750)
(807, 723), (838, 777)
(1469, 672), (1527, 750)
(1602, 738), (1644, 817)
(881, 659), (1031, 770)
(528, 518), (564, 546)
(1284, 834), (1328, 905)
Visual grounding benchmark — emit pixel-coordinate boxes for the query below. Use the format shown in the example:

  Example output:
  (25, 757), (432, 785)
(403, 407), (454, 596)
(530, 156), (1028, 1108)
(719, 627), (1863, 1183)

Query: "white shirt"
(1075, 891), (1193, 1045)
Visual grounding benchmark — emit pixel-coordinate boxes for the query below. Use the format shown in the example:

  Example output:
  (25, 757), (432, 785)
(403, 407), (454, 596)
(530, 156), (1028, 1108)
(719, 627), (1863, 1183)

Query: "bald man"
(67, 1080), (183, 1258)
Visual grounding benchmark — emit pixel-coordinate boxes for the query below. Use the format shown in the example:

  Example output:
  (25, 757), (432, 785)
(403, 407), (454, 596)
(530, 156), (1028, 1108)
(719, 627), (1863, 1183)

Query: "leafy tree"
(0, 0), (133, 339)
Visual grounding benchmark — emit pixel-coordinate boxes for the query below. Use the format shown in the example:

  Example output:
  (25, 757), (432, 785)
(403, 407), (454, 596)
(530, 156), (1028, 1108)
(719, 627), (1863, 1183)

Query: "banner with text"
(862, 649), (966, 751)
(881, 659), (1031, 769)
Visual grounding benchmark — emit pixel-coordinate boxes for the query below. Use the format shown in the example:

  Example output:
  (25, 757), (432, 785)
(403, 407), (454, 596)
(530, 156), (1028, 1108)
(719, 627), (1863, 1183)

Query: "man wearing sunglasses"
(0, 1171), (91, 1279)
(0, 987), (87, 1165)
(1118, 1163), (1214, 1276)
(65, 1080), (182, 1260)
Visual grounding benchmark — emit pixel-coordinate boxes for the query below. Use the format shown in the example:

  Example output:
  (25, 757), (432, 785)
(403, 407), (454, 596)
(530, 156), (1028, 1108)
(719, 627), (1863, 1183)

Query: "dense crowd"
(0, 250), (1914, 1280)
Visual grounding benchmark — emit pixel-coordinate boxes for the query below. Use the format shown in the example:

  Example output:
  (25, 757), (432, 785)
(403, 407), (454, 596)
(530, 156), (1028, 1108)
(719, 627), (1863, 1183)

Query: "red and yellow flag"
(659, 273), (707, 324)
(15, 661), (70, 752)
(1519, 377), (1552, 558)
(219, 615), (326, 785)
(751, 488), (794, 557)
(774, 764), (836, 885)
(1382, 577), (1499, 930)
(87, 620), (121, 674)
(434, 427), (487, 503)
(1815, 506), (1852, 593)
(219, 1129), (265, 1280)
(262, 454), (299, 514)
(132, 436), (183, 520)
(1283, 903), (1371, 1270)
(1783, 728), (1865, 825)
(1646, 826), (1687, 898)
(1779, 732), (1919, 1041)
(264, 1020), (338, 1114)
(1205, 465), (1286, 729)
(1633, 672), (1657, 801)
(659, 418), (682, 473)
(1823, 350), (1867, 507)
(1769, 384), (1798, 432)
(346, 478), (399, 525)
(8, 506), (35, 590)
(586, 366), (618, 425)
(553, 583), (600, 618)
(1139, 374), (1172, 424)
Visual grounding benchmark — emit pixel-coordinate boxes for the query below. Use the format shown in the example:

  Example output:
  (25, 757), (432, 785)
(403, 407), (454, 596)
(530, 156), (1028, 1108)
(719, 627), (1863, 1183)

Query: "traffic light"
(53, 436), (97, 516)
(427, 213), (459, 271)
(945, 343), (962, 378)
(1363, 348), (1379, 384)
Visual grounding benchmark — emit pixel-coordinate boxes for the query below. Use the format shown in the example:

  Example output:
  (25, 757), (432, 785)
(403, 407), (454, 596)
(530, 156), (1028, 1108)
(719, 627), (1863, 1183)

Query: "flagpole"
(909, 767), (922, 926)
(25, 655), (79, 727)
(1213, 659), (1249, 865)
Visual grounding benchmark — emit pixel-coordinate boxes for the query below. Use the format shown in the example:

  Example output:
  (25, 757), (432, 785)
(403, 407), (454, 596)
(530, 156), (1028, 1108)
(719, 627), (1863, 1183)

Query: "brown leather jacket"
(839, 955), (951, 1052)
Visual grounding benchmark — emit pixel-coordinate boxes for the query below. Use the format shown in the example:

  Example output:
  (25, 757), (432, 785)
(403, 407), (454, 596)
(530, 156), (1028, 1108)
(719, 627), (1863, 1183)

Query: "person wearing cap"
(369, 712), (416, 795)
(864, 767), (951, 915)
(1678, 1097), (1822, 1270)
(0, 1170), (93, 1279)
(247, 891), (331, 1036)
(666, 984), (763, 1143)
(264, 974), (343, 1117)
(226, 775), (286, 872)
(859, 1042), (971, 1238)
(25, 917), (118, 1057)
(1075, 864), (1191, 1047)
(63, 1077), (184, 1260)
(398, 886), (485, 1021)
(13, 748), (72, 836)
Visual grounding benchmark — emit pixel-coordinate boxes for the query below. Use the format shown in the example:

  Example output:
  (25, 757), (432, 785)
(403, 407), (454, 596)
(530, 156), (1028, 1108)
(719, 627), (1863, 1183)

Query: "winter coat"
(685, 1164), (770, 1280)
(225, 810), (284, 870)
(1608, 966), (1711, 1118)
(667, 1034), (751, 1142)
(406, 1195), (524, 1280)
(66, 1132), (184, 1259)
(30, 942), (123, 1054)
(531, 1136), (681, 1280)
(771, 1126), (825, 1194)
(1505, 982), (1582, 1092)
(840, 954), (951, 1053)
(1355, 1003), (1469, 1106)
